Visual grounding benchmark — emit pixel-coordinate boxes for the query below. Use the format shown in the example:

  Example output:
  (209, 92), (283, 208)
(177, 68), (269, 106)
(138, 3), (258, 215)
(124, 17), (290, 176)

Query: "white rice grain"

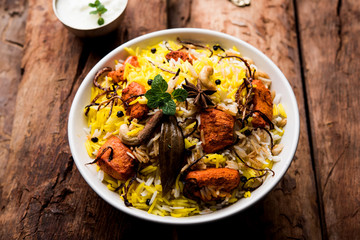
(217, 102), (238, 116)
(97, 170), (104, 182)
(226, 161), (239, 170)
(160, 205), (172, 212)
(273, 94), (282, 105)
(273, 134), (282, 141)
(199, 209), (213, 215)
(126, 152), (136, 159)
(234, 145), (247, 158)
(136, 178), (144, 183)
(91, 148), (98, 156)
(141, 190), (149, 197)
(149, 191), (158, 205)
(272, 144), (284, 156)
(145, 176), (154, 186)
(92, 129), (101, 138)
(274, 124), (284, 134)
(256, 155), (268, 165)
(252, 131), (261, 143)
(173, 187), (180, 198)
(154, 175), (161, 186)
(187, 62), (198, 78)
(103, 131), (113, 139)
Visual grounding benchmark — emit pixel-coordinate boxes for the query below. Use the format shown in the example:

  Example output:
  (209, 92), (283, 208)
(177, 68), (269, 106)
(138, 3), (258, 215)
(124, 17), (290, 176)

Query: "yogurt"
(56, 0), (127, 29)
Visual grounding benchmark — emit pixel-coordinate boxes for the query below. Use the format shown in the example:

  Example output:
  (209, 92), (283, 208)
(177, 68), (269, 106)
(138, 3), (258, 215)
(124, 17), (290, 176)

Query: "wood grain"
(0, 0), (27, 181)
(0, 0), (175, 239)
(169, 0), (322, 239)
(0, 0), (28, 236)
(0, 0), (84, 238)
(296, 0), (360, 238)
(2, 0), (359, 238)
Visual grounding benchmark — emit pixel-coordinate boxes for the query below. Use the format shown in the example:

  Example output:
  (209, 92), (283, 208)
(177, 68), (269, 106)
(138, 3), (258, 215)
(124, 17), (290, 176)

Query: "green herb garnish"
(89, 0), (108, 26)
(145, 74), (188, 115)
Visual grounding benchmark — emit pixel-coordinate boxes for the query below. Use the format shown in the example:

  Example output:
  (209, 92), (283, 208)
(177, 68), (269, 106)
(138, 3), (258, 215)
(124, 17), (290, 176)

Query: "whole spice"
(116, 111), (124, 118)
(159, 116), (185, 195)
(182, 79), (216, 108)
(177, 38), (213, 58)
(212, 44), (225, 52)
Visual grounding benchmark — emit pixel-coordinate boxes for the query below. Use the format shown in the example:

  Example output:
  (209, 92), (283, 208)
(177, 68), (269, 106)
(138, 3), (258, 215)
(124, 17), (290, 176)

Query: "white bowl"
(53, 0), (128, 38)
(68, 28), (300, 224)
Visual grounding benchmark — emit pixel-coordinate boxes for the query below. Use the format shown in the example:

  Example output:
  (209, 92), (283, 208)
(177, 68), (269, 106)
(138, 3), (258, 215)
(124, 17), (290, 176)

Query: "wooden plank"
(0, 0), (85, 238)
(295, 0), (360, 239)
(0, 0), (26, 174)
(0, 0), (27, 236)
(169, 0), (322, 239)
(0, 0), (177, 239)
(119, 0), (167, 40)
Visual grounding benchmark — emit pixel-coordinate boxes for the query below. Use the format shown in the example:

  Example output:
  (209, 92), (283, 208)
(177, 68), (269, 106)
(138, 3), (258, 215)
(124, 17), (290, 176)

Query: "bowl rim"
(52, 0), (128, 31)
(68, 28), (300, 224)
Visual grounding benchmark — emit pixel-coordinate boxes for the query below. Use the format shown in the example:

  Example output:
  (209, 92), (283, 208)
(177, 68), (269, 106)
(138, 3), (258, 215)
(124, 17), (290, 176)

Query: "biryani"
(83, 38), (287, 217)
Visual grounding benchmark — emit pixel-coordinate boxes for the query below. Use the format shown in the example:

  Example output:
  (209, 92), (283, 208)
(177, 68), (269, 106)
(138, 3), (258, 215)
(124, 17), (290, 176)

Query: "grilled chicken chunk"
(107, 56), (139, 83)
(184, 168), (240, 201)
(200, 108), (235, 153)
(96, 136), (137, 181)
(251, 79), (273, 128)
(165, 50), (195, 64)
(121, 82), (149, 120)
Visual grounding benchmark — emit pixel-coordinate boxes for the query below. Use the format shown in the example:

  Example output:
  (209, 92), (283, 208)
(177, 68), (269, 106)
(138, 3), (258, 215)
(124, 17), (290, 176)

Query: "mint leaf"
(145, 89), (160, 108)
(97, 5), (107, 14)
(144, 74), (181, 115)
(98, 8), (107, 15)
(89, 0), (107, 26)
(160, 99), (176, 115)
(145, 90), (172, 109)
(147, 99), (160, 109)
(144, 89), (157, 100)
(172, 88), (188, 102)
(159, 92), (172, 104)
(152, 74), (168, 93)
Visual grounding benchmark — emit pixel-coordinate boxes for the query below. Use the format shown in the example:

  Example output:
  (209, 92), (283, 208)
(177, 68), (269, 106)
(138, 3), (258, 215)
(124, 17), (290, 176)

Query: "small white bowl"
(53, 0), (128, 38)
(68, 28), (300, 224)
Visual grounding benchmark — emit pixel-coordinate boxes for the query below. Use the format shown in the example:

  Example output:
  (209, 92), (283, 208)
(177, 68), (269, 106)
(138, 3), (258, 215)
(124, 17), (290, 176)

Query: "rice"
(84, 39), (287, 217)
(126, 151), (136, 159)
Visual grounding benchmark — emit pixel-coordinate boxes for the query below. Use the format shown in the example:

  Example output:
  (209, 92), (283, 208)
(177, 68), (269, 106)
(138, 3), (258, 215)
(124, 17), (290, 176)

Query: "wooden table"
(1, 0), (359, 239)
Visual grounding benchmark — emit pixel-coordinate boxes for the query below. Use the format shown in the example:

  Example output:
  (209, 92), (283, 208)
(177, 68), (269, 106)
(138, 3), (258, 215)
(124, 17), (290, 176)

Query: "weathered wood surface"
(0, 0), (27, 183)
(0, 0), (358, 239)
(296, 0), (360, 239)
(168, 0), (321, 239)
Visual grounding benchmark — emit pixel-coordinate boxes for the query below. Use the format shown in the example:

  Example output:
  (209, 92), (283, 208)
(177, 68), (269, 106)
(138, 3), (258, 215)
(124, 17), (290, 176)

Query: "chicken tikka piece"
(107, 56), (139, 83)
(165, 50), (195, 64)
(121, 82), (149, 120)
(200, 108), (235, 154)
(96, 136), (137, 181)
(184, 168), (241, 201)
(251, 79), (273, 128)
